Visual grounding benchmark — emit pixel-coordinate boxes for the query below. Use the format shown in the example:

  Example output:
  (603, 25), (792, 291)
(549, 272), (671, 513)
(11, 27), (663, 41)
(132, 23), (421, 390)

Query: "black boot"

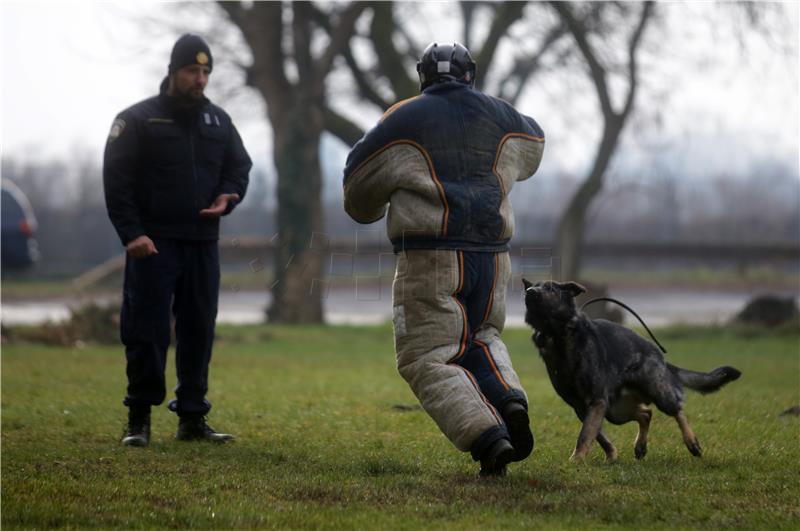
(122, 407), (151, 447)
(503, 400), (534, 462)
(176, 415), (234, 443)
(479, 438), (514, 477)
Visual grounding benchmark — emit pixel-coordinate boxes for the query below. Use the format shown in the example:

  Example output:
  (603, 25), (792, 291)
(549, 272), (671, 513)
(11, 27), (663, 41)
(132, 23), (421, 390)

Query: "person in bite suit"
(343, 42), (545, 476)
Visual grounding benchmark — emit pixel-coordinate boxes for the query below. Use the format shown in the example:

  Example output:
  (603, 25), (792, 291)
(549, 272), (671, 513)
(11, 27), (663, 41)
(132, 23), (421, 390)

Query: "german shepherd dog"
(522, 279), (741, 462)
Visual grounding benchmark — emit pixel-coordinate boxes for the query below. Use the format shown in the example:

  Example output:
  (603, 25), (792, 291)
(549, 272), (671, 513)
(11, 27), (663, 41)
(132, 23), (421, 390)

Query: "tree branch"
(621, 1), (654, 118)
(550, 1), (613, 117)
(293, 2), (315, 87)
(217, 1), (244, 29)
(218, 1), (291, 101)
(314, 2), (368, 83)
(460, 1), (477, 50)
(308, 3), (390, 109)
(323, 107), (366, 147)
(343, 44), (392, 110)
(475, 1), (527, 90)
(500, 22), (568, 104)
(368, 1), (418, 101)
(395, 21), (422, 63)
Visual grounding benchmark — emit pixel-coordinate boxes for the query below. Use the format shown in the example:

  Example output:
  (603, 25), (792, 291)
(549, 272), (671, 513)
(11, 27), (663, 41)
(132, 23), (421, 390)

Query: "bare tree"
(218, 1), (366, 323)
(208, 1), (559, 324)
(336, 1), (658, 285)
(326, 1), (567, 141)
(213, 0), (789, 324)
(549, 1), (655, 281)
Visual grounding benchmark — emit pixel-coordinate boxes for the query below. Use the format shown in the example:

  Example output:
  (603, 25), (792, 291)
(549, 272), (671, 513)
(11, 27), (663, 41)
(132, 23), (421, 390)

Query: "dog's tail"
(668, 364), (742, 394)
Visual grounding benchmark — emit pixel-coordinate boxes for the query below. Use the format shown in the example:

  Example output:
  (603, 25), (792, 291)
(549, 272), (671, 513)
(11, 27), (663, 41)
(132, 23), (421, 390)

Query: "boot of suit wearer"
(503, 400), (534, 462)
(176, 414), (234, 442)
(479, 438), (515, 477)
(122, 407), (151, 447)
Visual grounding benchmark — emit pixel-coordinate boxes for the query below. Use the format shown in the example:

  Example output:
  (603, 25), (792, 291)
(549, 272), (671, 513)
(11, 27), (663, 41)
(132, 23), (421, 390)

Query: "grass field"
(2, 324), (799, 529)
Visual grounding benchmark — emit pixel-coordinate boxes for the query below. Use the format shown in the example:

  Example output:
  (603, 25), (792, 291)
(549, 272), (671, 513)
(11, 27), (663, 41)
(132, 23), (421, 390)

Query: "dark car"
(2, 181), (40, 269)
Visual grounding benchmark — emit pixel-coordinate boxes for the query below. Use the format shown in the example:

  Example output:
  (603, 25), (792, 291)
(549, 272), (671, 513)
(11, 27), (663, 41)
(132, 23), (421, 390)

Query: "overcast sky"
(1, 1), (798, 183)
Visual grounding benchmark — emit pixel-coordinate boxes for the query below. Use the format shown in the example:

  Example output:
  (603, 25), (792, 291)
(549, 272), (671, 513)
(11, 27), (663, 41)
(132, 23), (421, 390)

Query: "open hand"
(199, 193), (240, 218)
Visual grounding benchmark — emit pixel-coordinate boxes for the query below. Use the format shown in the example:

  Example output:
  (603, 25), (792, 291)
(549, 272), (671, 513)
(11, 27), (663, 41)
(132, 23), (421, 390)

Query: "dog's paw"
(569, 451), (586, 464)
(687, 439), (702, 457)
(605, 448), (619, 463)
(634, 442), (647, 460)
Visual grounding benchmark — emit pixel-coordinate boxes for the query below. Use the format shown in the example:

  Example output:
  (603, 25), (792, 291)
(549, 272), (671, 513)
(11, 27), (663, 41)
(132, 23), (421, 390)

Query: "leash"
(580, 297), (668, 354)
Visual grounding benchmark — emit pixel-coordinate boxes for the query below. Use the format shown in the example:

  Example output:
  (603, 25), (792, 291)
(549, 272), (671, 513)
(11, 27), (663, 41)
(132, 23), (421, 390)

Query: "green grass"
(2, 325), (799, 529)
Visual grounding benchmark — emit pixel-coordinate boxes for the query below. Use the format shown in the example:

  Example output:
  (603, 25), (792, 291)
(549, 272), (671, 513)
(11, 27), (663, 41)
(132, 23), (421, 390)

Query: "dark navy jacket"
(343, 81), (544, 252)
(103, 83), (251, 245)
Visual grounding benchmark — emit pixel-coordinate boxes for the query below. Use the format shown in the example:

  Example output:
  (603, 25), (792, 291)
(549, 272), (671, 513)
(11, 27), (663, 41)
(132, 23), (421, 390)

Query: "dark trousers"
(451, 251), (526, 411)
(120, 239), (219, 416)
(448, 251), (527, 459)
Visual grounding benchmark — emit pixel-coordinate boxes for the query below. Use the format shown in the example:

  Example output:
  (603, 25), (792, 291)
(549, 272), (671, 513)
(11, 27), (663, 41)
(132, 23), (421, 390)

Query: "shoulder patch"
(108, 118), (126, 142)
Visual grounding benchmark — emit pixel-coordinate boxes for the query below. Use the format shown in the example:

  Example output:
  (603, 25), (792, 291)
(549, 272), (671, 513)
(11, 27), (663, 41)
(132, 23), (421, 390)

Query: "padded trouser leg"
(393, 250), (527, 453)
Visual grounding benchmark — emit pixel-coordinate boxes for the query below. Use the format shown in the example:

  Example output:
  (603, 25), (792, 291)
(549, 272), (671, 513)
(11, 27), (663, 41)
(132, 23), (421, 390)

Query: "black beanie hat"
(168, 33), (213, 74)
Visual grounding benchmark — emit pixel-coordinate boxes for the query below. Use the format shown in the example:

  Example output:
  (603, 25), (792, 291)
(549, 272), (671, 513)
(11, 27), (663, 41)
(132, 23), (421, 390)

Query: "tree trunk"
(549, 2), (652, 284)
(267, 97), (326, 323)
(217, 1), (367, 324)
(555, 118), (623, 280)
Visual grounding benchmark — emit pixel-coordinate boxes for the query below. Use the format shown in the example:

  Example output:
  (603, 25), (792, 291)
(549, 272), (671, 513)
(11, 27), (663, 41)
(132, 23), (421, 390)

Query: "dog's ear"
(522, 278), (534, 290)
(560, 281), (587, 297)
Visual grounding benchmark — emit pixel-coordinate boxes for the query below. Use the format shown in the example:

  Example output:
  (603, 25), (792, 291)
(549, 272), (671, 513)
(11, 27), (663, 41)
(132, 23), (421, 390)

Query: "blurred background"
(1, 1), (798, 331)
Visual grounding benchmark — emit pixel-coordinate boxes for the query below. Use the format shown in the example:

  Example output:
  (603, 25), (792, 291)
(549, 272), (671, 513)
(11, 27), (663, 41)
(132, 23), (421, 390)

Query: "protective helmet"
(416, 42), (477, 91)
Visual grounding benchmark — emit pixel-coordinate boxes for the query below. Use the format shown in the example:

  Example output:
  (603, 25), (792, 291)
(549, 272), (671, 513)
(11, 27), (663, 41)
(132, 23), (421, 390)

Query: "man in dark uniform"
(104, 34), (251, 447)
(343, 43), (545, 476)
